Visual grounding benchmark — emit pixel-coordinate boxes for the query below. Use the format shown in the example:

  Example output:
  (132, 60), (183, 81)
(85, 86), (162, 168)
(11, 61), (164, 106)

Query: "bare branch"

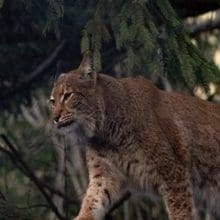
(41, 182), (79, 205)
(0, 40), (66, 100)
(188, 13), (220, 37)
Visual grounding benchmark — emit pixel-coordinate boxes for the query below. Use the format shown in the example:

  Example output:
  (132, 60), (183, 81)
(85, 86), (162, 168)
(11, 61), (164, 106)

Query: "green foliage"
(43, 0), (64, 39)
(81, 0), (220, 88)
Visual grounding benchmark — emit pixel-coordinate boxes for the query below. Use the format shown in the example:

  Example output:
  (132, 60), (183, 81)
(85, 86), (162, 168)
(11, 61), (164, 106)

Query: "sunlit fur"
(50, 54), (220, 220)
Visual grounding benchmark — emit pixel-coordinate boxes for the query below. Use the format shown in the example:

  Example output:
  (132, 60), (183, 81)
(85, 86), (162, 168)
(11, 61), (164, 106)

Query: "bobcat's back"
(102, 74), (220, 210)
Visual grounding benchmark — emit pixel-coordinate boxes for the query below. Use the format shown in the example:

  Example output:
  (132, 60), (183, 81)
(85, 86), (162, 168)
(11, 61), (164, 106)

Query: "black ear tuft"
(78, 51), (98, 84)
(79, 51), (93, 75)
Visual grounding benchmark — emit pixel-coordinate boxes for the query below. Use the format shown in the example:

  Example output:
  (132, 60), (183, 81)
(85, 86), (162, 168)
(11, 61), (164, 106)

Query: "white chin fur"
(58, 123), (78, 135)
(58, 122), (94, 146)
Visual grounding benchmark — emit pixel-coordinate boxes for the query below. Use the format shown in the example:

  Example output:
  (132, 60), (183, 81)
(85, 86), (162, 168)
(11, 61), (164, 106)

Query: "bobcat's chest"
(59, 122), (91, 146)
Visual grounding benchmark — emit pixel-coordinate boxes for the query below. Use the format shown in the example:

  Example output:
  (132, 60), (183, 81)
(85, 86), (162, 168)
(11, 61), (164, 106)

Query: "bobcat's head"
(49, 53), (101, 138)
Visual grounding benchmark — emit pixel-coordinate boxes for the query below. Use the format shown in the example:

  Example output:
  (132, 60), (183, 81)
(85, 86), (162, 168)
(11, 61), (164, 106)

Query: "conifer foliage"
(0, 0), (220, 108)
(81, 0), (220, 89)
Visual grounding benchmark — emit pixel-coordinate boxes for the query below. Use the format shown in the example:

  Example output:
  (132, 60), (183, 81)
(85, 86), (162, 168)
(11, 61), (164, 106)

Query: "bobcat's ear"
(78, 51), (97, 83)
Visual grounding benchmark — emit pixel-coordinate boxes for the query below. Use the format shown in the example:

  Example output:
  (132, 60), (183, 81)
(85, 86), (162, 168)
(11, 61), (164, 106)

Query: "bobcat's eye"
(63, 92), (73, 102)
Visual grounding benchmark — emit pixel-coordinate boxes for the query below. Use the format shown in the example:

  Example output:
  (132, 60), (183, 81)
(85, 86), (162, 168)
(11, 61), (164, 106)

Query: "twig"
(41, 182), (78, 205)
(106, 192), (131, 218)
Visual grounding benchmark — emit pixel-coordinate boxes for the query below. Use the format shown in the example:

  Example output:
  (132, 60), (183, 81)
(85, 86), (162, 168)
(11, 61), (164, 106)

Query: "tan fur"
(50, 54), (220, 220)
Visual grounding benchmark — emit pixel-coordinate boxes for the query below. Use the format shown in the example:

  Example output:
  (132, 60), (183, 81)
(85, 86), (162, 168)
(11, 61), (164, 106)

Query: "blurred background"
(0, 0), (220, 219)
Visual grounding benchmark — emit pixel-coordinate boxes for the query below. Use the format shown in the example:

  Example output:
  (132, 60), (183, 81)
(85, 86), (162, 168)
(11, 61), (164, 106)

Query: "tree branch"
(0, 40), (66, 100)
(41, 182), (79, 205)
(188, 13), (220, 37)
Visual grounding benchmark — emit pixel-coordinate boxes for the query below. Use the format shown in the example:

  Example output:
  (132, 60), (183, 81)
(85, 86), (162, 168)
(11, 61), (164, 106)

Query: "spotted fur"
(50, 53), (220, 220)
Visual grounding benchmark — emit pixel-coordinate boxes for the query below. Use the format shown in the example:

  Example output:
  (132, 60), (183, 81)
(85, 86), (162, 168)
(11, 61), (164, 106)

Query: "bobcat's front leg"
(74, 150), (126, 220)
(159, 165), (198, 220)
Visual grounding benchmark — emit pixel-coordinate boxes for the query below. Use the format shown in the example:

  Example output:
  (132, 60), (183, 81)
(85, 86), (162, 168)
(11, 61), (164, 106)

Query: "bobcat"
(50, 53), (220, 220)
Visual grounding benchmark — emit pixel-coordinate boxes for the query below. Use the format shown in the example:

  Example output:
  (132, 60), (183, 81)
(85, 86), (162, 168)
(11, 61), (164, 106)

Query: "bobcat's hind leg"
(159, 165), (198, 220)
